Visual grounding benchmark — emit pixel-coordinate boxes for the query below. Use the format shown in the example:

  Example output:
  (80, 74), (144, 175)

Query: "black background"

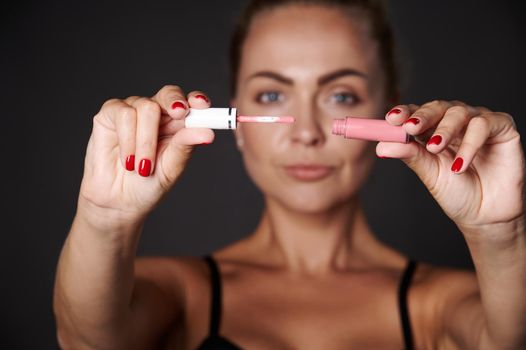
(1, 0), (525, 348)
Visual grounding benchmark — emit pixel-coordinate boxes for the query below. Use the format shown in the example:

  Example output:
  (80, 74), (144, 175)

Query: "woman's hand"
(377, 100), (525, 236)
(78, 85), (214, 230)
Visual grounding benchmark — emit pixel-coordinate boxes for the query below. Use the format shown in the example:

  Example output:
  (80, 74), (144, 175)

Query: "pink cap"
(332, 117), (410, 143)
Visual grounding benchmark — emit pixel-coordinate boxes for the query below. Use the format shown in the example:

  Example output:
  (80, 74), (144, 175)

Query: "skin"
(53, 4), (526, 350)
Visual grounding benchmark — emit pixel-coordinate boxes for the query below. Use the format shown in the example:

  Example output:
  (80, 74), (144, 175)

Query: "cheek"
(333, 139), (376, 190)
(238, 124), (281, 186)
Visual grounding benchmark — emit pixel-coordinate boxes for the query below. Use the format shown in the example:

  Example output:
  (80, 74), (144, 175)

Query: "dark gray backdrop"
(1, 0), (525, 348)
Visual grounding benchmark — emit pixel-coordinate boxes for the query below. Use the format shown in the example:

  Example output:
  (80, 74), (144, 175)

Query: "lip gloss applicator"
(184, 108), (294, 129)
(184, 109), (411, 144)
(332, 117), (414, 143)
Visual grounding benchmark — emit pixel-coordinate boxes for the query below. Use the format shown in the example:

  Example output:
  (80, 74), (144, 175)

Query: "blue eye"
(331, 92), (359, 105)
(256, 91), (284, 104)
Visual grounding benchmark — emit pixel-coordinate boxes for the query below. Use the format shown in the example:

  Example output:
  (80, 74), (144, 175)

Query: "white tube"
(184, 107), (237, 129)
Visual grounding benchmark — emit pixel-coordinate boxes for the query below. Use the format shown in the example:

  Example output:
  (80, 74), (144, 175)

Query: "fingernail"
(378, 155), (390, 159)
(200, 141), (211, 145)
(387, 108), (402, 116)
(125, 155), (135, 171)
(451, 157), (464, 173)
(403, 118), (420, 125)
(138, 158), (151, 177)
(171, 101), (185, 110)
(195, 94), (209, 103)
(427, 135), (442, 146)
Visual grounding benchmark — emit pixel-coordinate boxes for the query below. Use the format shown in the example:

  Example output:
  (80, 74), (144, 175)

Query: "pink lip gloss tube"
(332, 117), (413, 143)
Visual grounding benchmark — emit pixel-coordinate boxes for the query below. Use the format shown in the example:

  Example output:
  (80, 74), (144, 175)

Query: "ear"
(230, 98), (244, 150)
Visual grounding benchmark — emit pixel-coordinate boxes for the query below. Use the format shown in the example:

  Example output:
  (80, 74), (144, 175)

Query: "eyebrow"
(246, 68), (368, 86)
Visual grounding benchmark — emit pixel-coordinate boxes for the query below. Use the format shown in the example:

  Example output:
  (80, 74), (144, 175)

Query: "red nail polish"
(139, 159), (151, 177)
(171, 101), (185, 110)
(451, 157), (463, 172)
(427, 135), (442, 146)
(403, 118), (420, 125)
(125, 155), (135, 171)
(387, 108), (402, 116)
(195, 94), (209, 102)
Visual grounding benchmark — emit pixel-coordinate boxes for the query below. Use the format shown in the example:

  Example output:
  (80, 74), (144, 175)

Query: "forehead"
(239, 5), (379, 78)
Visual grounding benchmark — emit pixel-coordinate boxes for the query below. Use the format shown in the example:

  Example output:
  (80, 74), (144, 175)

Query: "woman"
(53, 0), (526, 349)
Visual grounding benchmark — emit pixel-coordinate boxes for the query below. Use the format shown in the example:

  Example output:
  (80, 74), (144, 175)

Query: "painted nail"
(387, 108), (402, 116)
(125, 155), (135, 171)
(403, 118), (420, 125)
(451, 157), (463, 173)
(195, 94), (209, 102)
(171, 101), (185, 110)
(427, 135), (442, 146)
(379, 156), (390, 159)
(138, 158), (151, 177)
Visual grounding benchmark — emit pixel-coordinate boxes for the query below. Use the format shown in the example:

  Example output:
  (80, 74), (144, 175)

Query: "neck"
(251, 195), (376, 275)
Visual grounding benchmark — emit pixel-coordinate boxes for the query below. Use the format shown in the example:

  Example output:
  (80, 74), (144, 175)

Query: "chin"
(270, 187), (350, 214)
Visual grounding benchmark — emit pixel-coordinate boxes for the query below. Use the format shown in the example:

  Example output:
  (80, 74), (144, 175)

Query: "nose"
(289, 106), (326, 147)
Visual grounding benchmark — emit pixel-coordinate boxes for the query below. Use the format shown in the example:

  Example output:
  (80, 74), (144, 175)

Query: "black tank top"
(196, 255), (417, 350)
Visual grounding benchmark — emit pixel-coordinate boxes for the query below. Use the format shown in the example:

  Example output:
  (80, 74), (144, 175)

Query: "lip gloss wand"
(184, 108), (294, 129)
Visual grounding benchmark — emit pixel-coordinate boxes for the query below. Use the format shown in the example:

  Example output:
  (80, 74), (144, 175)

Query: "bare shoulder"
(126, 256), (213, 348)
(410, 262), (481, 349)
(134, 255), (210, 298)
(412, 262), (479, 302)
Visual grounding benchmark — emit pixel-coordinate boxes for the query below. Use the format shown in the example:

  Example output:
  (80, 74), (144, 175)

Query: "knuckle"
(118, 106), (136, 122)
(101, 98), (121, 109)
(468, 116), (489, 131)
(422, 99), (443, 108)
(497, 112), (517, 130)
(475, 106), (491, 113)
(136, 98), (160, 114)
(160, 84), (182, 94)
(448, 105), (470, 119)
(448, 105), (468, 114)
(124, 95), (140, 104)
(449, 99), (467, 106)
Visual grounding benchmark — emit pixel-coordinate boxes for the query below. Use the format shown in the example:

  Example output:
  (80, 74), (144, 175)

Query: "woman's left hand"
(378, 100), (525, 235)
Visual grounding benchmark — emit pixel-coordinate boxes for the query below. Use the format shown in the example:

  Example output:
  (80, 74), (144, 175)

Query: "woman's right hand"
(77, 85), (215, 231)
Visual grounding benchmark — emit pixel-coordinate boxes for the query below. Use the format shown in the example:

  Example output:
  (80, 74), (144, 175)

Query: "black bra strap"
(398, 259), (417, 350)
(203, 255), (222, 336)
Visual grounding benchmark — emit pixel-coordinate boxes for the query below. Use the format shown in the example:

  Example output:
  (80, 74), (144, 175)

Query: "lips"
(283, 164), (334, 181)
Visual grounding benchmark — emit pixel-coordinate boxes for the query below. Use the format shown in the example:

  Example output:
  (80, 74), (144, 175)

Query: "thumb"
(376, 140), (441, 191)
(158, 127), (215, 185)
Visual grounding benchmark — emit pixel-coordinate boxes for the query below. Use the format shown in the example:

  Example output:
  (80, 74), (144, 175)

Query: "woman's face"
(233, 5), (389, 213)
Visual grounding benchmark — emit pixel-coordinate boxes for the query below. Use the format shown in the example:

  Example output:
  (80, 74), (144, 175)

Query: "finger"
(131, 98), (161, 177)
(399, 100), (461, 147)
(115, 103), (137, 172)
(94, 99), (137, 171)
(124, 96), (141, 105)
(385, 104), (419, 125)
(376, 139), (440, 190)
(448, 115), (491, 174)
(159, 117), (186, 138)
(401, 100), (453, 135)
(187, 91), (211, 109)
(385, 104), (430, 146)
(451, 112), (519, 174)
(158, 128), (215, 184)
(151, 85), (189, 120)
(425, 105), (478, 154)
